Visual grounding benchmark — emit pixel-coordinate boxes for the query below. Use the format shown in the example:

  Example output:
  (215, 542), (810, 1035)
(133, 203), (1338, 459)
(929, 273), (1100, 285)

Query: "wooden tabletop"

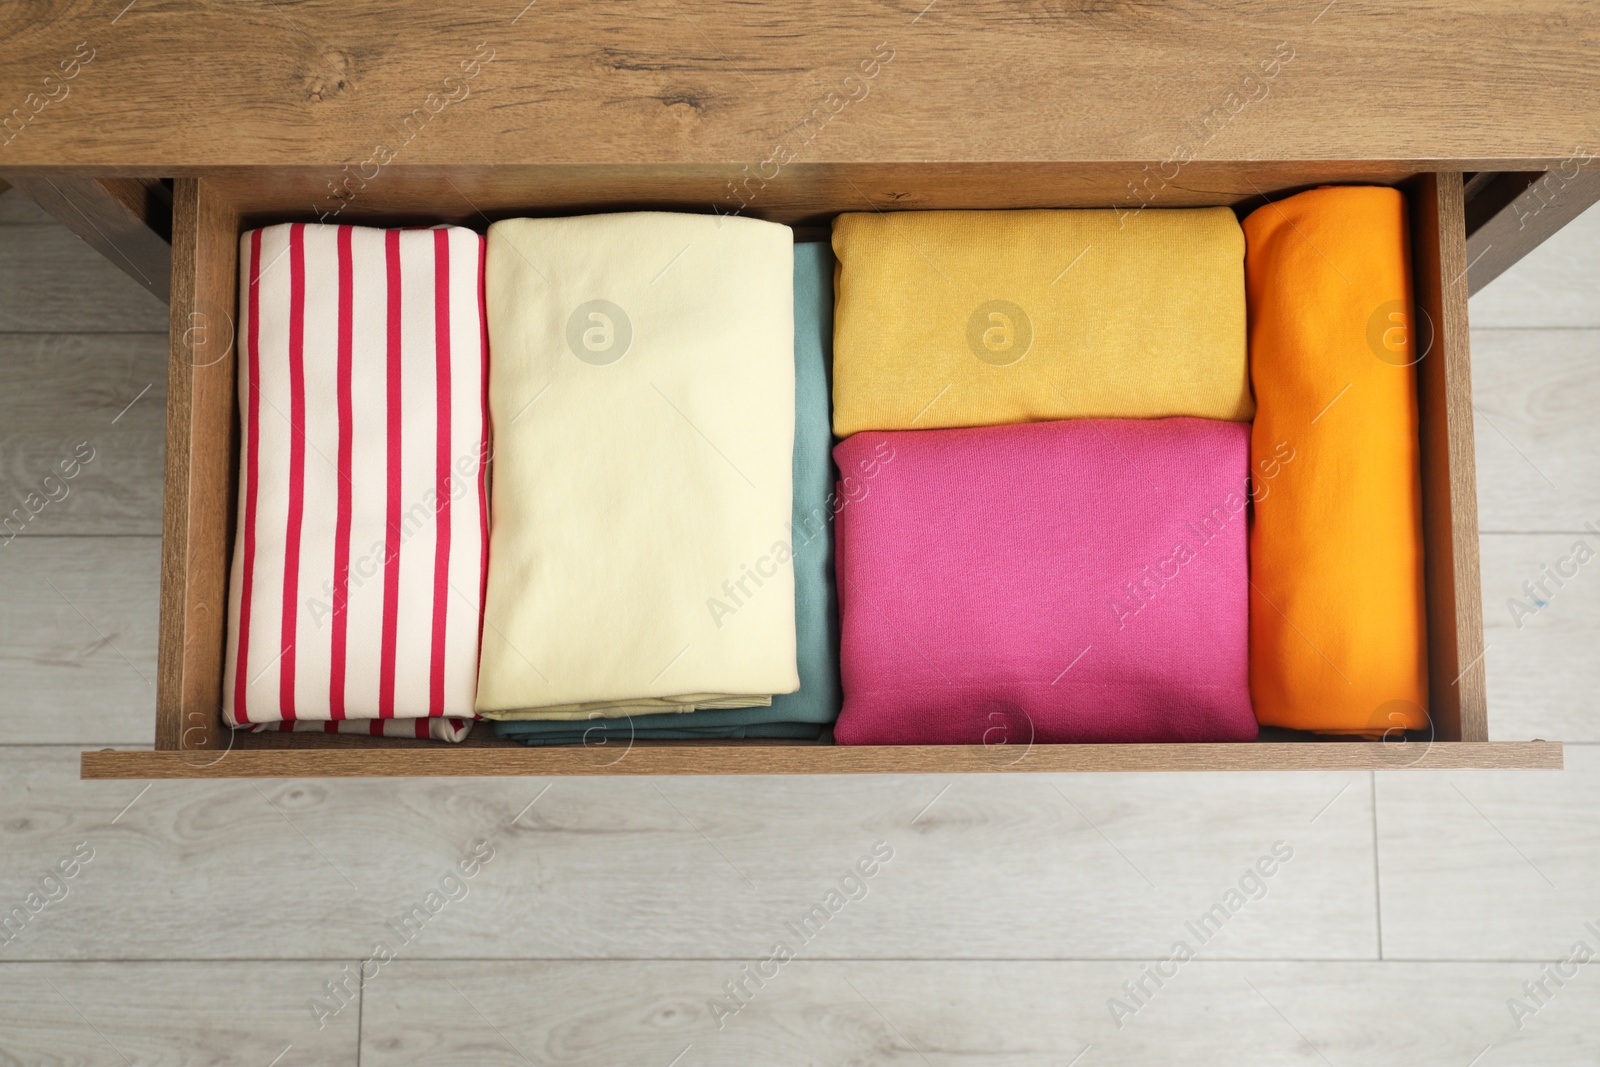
(1, 0), (1596, 170)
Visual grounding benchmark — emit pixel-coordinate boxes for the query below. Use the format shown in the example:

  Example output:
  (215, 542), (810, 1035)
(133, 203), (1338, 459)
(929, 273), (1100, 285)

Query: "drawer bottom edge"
(79, 740), (1563, 779)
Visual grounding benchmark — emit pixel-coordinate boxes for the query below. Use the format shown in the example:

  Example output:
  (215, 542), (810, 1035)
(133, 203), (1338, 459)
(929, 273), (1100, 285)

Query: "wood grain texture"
(1378, 743), (1600, 961)
(0, 963), (358, 1065)
(1472, 329), (1600, 533)
(79, 740), (1562, 779)
(0, 1), (1596, 168)
(207, 162), (1447, 230)
(0, 220), (166, 332)
(1467, 160), (1600, 296)
(360, 960), (1600, 1066)
(0, 333), (166, 536)
(0, 537), (157, 745)
(101, 176), (173, 241)
(157, 177), (238, 751)
(1471, 202), (1600, 327)
(1480, 534), (1600, 743)
(1410, 171), (1488, 743)
(0, 174), (172, 301)
(9, 747), (1380, 961)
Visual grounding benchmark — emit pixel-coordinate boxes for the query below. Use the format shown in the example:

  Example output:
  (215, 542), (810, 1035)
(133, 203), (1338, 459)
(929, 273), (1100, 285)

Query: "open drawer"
(79, 166), (1561, 778)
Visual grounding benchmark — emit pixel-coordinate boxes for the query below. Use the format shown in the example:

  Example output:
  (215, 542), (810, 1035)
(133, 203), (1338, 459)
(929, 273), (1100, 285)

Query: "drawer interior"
(80, 162), (1561, 778)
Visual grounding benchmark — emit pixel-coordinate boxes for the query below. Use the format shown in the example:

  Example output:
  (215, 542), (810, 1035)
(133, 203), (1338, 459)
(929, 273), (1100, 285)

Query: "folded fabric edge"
(495, 721), (826, 743)
(481, 694), (777, 721)
(243, 718), (474, 742)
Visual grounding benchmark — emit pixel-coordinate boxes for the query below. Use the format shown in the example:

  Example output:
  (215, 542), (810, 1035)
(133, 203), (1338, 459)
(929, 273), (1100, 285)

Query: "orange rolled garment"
(1244, 186), (1428, 734)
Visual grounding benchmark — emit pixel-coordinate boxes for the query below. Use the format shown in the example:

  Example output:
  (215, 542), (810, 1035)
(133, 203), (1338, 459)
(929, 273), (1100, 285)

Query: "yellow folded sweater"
(831, 208), (1251, 435)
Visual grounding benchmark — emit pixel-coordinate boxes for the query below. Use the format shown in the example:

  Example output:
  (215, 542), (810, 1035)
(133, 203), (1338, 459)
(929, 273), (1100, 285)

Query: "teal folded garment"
(491, 721), (826, 744)
(495, 241), (841, 746)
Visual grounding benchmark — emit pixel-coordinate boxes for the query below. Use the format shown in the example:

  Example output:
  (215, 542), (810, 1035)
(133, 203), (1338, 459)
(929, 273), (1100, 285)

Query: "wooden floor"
(1, 187), (1598, 1064)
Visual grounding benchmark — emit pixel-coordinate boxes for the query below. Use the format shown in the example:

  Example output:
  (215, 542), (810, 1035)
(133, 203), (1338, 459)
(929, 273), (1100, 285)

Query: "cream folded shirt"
(477, 212), (799, 719)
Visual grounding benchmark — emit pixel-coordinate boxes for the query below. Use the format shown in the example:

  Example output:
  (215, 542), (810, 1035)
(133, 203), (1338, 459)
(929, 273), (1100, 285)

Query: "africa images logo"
(967, 300), (1033, 366)
(566, 300), (632, 366)
(1366, 299), (1432, 368)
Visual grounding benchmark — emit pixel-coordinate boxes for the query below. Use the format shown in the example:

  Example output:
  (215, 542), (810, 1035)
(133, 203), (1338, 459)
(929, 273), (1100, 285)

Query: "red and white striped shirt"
(223, 224), (488, 740)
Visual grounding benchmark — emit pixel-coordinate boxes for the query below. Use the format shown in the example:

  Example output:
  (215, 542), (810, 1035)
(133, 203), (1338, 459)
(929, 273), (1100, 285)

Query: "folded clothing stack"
(221, 194), (1427, 749)
(1243, 187), (1428, 734)
(475, 212), (799, 721)
(829, 207), (1254, 745)
(832, 418), (1256, 745)
(255, 717), (474, 742)
(494, 240), (841, 744)
(831, 207), (1251, 435)
(223, 223), (489, 742)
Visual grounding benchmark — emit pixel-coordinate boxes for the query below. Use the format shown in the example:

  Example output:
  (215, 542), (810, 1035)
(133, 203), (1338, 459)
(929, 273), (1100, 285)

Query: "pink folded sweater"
(832, 418), (1256, 745)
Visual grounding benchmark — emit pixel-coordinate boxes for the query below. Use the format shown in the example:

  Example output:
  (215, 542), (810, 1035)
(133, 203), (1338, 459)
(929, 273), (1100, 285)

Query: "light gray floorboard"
(0, 748), (1375, 961)
(0, 332), (167, 536)
(0, 962), (359, 1066)
(0, 187), (56, 223)
(1472, 328), (1600, 533)
(1378, 744), (1600, 962)
(0, 221), (167, 332)
(1470, 201), (1600, 328)
(360, 959), (1600, 1067)
(1480, 534), (1600, 742)
(0, 537), (158, 745)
